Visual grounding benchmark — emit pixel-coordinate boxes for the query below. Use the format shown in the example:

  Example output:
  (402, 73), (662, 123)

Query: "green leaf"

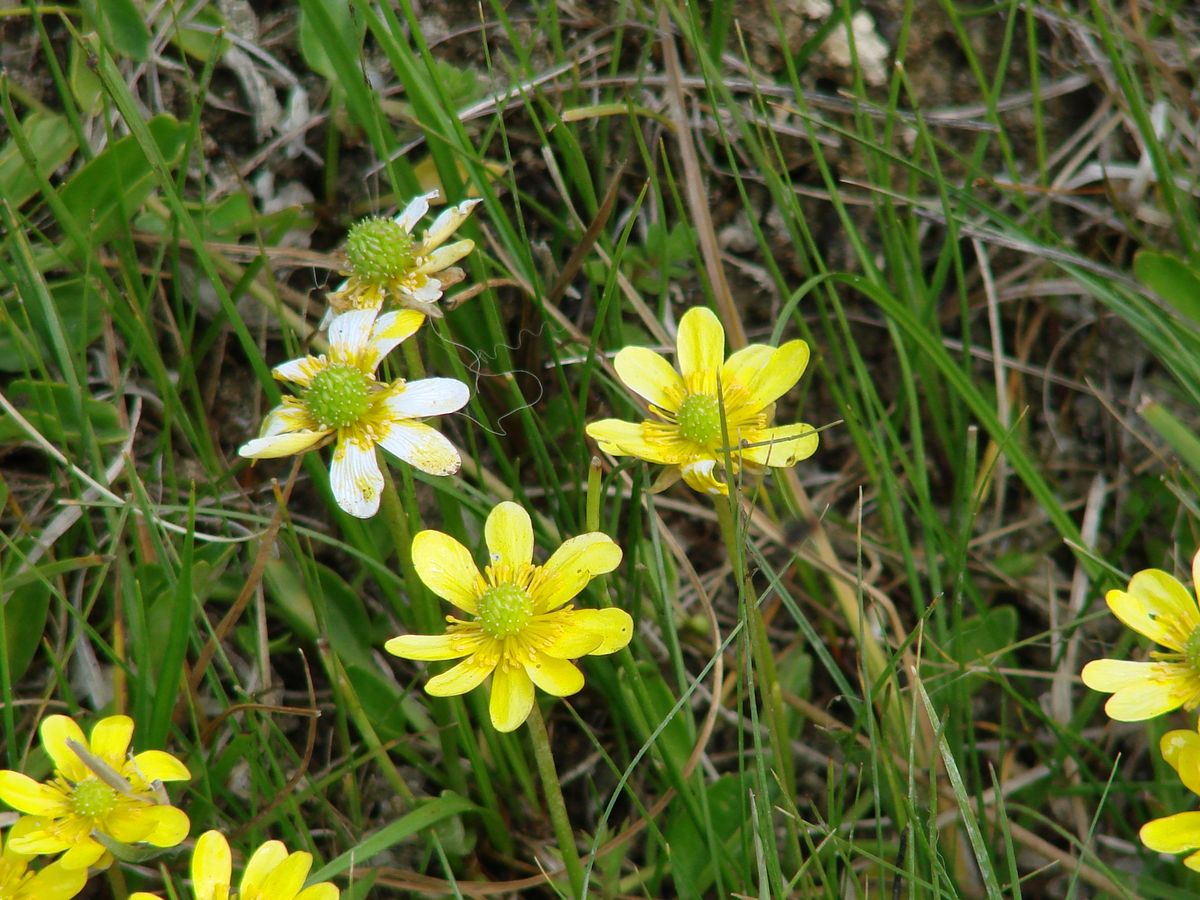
(664, 774), (750, 897)
(1133, 250), (1200, 329)
(0, 379), (125, 446)
(1141, 400), (1200, 482)
(944, 605), (1017, 678)
(0, 278), (106, 374)
(298, 0), (363, 84)
(67, 38), (105, 116)
(0, 112), (78, 209)
(93, 0), (152, 61)
(1, 577), (50, 683)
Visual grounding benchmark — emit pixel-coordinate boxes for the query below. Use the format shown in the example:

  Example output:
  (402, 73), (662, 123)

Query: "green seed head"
(1185, 626), (1200, 672)
(71, 779), (118, 818)
(676, 393), (723, 446)
(478, 583), (534, 639)
(305, 365), (372, 429)
(345, 217), (417, 283)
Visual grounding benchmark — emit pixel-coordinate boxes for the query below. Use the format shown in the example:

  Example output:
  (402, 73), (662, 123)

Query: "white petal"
(272, 356), (325, 388)
(404, 277), (444, 303)
(328, 309), (380, 362)
(378, 422), (462, 476)
(394, 191), (438, 232)
(370, 309), (427, 365)
(387, 378), (470, 418)
(421, 240), (474, 274)
(422, 200), (480, 250)
(329, 439), (384, 518)
(239, 430), (327, 458)
(259, 403), (316, 437)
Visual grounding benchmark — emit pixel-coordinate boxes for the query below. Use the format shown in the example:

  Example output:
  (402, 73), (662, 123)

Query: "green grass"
(2, 0), (1199, 896)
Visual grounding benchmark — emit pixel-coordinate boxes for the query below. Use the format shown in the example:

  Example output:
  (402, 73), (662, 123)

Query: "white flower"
(239, 309), (469, 517)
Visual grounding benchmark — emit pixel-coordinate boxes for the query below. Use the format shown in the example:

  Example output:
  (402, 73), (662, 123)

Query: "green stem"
(526, 703), (585, 897)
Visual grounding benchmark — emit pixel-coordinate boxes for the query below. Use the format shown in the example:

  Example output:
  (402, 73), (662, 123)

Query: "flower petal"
(40, 716), (90, 783)
(241, 841), (289, 896)
(104, 805), (158, 843)
(736, 340), (809, 411)
(370, 309), (428, 364)
(385, 631), (485, 661)
(1080, 658), (1153, 692)
(426, 654), (495, 696)
(681, 458), (727, 495)
(411, 530), (484, 614)
(296, 885), (341, 900)
(613, 346), (684, 413)
(676, 307), (724, 389)
(1108, 569), (1200, 650)
(329, 309), (380, 365)
(1106, 676), (1192, 721)
(422, 199), (480, 249)
(720, 344), (774, 393)
(421, 239), (475, 273)
(738, 422), (819, 468)
(485, 501), (534, 571)
(1142, 811), (1200, 853)
(490, 665), (535, 732)
(239, 430), (327, 459)
(562, 608), (635, 655)
(0, 772), (69, 816)
(395, 191), (437, 232)
(272, 356), (326, 388)
(129, 750), (191, 783)
(329, 438), (384, 518)
(89, 715), (134, 770)
(387, 378), (470, 418)
(57, 839), (106, 870)
(26, 860), (90, 900)
(258, 850), (312, 898)
(585, 419), (688, 464)
(532, 534), (622, 612)
(259, 401), (320, 438)
(377, 422), (462, 476)
(521, 652), (583, 697)
(145, 806), (191, 848)
(192, 830), (233, 900)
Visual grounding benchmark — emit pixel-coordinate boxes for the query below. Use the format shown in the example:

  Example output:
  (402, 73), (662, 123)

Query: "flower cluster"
(1082, 548), (1200, 870)
(239, 191), (479, 518)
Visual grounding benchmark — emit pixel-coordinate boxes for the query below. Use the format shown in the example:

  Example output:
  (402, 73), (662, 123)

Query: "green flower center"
(676, 393), (723, 446)
(345, 217), (417, 283)
(478, 583), (534, 639)
(1185, 626), (1200, 671)
(305, 365), (372, 429)
(71, 778), (118, 818)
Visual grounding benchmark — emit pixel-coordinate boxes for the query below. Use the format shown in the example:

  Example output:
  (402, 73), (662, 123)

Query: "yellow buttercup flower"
(1140, 723), (1200, 870)
(585, 306), (818, 494)
(0, 715), (190, 870)
(0, 829), (87, 899)
(385, 501), (634, 732)
(1081, 549), (1200, 721)
(238, 308), (469, 518)
(325, 190), (480, 322)
(129, 829), (339, 900)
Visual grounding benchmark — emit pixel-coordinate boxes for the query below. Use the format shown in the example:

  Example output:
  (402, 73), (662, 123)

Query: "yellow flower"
(585, 306), (818, 494)
(0, 715), (190, 870)
(385, 501), (634, 732)
(238, 309), (469, 518)
(325, 190), (480, 322)
(129, 829), (339, 900)
(1140, 723), (1200, 870)
(0, 828), (87, 899)
(1081, 550), (1200, 721)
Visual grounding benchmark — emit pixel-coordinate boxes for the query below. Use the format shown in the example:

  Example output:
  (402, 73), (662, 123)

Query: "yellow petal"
(738, 422), (818, 468)
(1080, 658), (1153, 691)
(296, 885), (341, 900)
(239, 430), (327, 459)
(422, 199), (480, 249)
(585, 419), (687, 464)
(1109, 569), (1200, 650)
(485, 502), (534, 571)
(257, 850), (312, 898)
(1142, 811), (1200, 853)
(565, 608), (635, 655)
(613, 346), (684, 413)
(411, 531), (484, 615)
(490, 665), (535, 732)
(720, 344), (774, 393)
(24, 860), (89, 900)
(192, 831), (233, 900)
(9, 814), (76, 854)
(370, 309), (427, 365)
(421, 239), (475, 273)
(681, 458), (727, 495)
(127, 750), (190, 784)
(425, 654), (495, 696)
(675, 307), (724, 391)
(40, 716), (90, 783)
(140, 804), (190, 848)
(521, 653), (583, 697)
(104, 805), (158, 843)
(1161, 729), (1200, 770)
(57, 839), (107, 870)
(90, 715), (134, 770)
(259, 401), (319, 438)
(241, 841), (289, 896)
(1105, 676), (1192, 721)
(377, 422), (462, 477)
(736, 340), (809, 411)
(129, 895), (164, 900)
(532, 534), (622, 612)
(385, 632), (483, 661)
(272, 356), (326, 388)
(0, 772), (70, 816)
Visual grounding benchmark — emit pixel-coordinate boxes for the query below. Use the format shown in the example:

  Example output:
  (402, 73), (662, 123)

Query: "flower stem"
(526, 702), (585, 897)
